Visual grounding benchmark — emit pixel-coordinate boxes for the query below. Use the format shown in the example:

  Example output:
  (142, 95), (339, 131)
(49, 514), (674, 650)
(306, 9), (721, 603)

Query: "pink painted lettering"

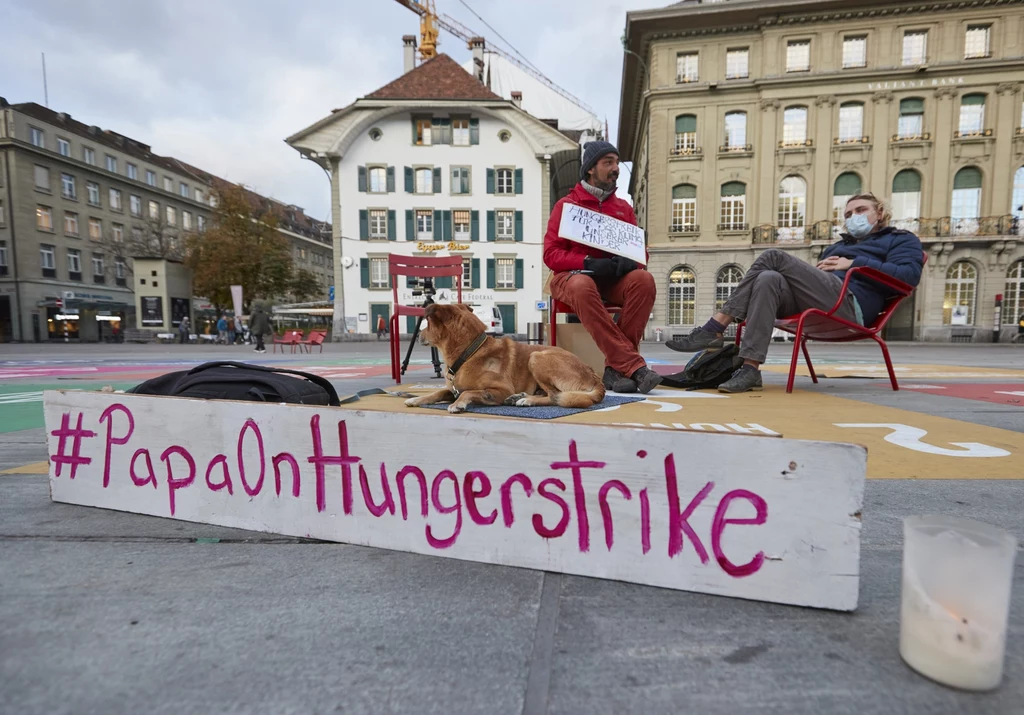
(99, 403), (134, 488)
(665, 454), (712, 563)
(272, 453), (300, 497)
(463, 471), (497, 526)
(130, 448), (157, 489)
(550, 440), (605, 553)
(426, 470), (462, 549)
(598, 479), (632, 551)
(396, 465), (428, 520)
(236, 419), (266, 497)
(205, 454), (234, 494)
(532, 478), (569, 539)
(359, 463), (396, 517)
(711, 489), (769, 578)
(160, 445), (196, 516)
(500, 473), (533, 527)
(307, 416), (360, 513)
(639, 488), (651, 555)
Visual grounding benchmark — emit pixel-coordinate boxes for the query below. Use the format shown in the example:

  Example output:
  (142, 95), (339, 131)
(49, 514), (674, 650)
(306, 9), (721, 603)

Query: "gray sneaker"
(630, 366), (663, 394)
(666, 327), (725, 353)
(603, 366), (637, 394)
(718, 366), (763, 393)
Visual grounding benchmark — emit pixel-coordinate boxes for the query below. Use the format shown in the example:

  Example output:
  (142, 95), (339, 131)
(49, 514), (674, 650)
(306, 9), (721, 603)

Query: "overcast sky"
(2, 0), (657, 220)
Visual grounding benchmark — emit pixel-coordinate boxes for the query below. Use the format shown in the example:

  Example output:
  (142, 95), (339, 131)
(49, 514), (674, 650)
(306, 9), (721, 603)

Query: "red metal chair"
(735, 254), (926, 393)
(388, 254), (463, 384)
(298, 330), (327, 353)
(272, 329), (303, 354)
(548, 299), (621, 346)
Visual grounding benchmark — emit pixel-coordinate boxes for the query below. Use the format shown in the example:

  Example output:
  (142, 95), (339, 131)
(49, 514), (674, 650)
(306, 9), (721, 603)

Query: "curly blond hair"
(846, 192), (892, 227)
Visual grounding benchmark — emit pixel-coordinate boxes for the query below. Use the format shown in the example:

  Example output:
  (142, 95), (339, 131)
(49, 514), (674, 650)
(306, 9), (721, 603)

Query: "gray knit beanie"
(579, 141), (618, 182)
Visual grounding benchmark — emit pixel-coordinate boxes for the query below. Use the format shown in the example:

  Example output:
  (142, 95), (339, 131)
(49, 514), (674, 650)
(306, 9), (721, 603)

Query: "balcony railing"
(669, 224), (700, 234)
(892, 132), (931, 142)
(718, 223), (749, 232)
(670, 146), (703, 157)
(953, 128), (993, 139)
(752, 225), (778, 244)
(833, 136), (870, 145)
(719, 143), (753, 154)
(778, 138), (814, 148)
(676, 75), (700, 84)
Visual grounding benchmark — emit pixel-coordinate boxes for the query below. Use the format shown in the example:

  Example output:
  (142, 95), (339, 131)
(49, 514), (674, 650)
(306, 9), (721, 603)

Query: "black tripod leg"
(430, 346), (442, 378)
(400, 317), (422, 376)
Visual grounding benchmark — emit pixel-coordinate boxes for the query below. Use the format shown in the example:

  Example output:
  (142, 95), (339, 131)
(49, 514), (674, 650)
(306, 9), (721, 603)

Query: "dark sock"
(702, 318), (726, 334)
(740, 364), (759, 372)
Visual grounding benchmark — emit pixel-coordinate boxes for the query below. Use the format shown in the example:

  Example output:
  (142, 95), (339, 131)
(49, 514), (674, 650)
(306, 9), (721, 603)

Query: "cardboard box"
(555, 323), (605, 374)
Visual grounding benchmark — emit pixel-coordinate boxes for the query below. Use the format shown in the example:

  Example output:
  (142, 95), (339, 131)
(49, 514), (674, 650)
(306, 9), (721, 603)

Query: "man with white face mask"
(667, 193), (923, 393)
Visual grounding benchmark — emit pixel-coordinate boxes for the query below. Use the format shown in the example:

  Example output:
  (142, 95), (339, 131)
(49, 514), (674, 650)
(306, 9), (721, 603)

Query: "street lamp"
(622, 40), (651, 232)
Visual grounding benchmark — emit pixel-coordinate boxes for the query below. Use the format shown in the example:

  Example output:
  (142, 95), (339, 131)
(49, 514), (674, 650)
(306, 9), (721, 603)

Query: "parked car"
(471, 304), (503, 336)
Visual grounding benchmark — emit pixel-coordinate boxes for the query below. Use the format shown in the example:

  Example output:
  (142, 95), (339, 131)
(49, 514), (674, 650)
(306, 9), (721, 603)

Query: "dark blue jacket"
(820, 226), (924, 325)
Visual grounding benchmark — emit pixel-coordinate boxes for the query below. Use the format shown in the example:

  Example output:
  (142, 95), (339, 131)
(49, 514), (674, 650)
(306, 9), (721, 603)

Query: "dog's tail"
(552, 382), (606, 409)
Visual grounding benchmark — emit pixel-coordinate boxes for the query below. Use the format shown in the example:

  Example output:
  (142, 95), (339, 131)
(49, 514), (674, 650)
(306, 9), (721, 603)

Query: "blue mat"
(422, 394), (645, 419)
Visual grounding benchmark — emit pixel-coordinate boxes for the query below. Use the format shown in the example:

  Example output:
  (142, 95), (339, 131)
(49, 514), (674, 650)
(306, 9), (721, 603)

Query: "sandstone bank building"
(619, 0), (1024, 341)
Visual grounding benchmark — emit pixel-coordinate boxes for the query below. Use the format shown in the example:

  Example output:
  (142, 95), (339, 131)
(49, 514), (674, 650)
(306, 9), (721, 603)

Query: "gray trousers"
(721, 249), (859, 363)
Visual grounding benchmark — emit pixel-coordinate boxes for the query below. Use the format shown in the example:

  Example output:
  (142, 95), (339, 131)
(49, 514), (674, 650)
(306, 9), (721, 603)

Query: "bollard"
(526, 322), (543, 344)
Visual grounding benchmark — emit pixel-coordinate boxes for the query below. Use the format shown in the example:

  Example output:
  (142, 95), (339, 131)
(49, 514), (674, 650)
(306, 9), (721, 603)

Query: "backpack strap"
(184, 361), (341, 406)
(337, 388), (415, 405)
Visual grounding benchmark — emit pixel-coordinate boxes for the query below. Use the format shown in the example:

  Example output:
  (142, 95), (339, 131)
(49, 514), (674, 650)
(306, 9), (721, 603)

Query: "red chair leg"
(786, 320), (805, 394)
(550, 309), (557, 347)
(876, 335), (899, 391)
(735, 322), (744, 346)
(801, 338), (818, 384)
(390, 318), (400, 384)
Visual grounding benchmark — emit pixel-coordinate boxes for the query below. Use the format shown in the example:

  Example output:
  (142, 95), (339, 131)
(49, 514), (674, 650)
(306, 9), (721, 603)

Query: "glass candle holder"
(900, 515), (1017, 691)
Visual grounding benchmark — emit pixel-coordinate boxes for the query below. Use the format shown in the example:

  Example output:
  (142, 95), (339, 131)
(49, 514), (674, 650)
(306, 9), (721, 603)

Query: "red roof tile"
(365, 54), (502, 102)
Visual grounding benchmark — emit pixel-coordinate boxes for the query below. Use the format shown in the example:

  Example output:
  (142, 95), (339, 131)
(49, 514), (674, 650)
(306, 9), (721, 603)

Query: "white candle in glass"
(900, 515), (1017, 691)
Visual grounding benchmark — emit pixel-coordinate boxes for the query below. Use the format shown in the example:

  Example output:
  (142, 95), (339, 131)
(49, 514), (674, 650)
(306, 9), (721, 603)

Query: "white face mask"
(845, 213), (874, 238)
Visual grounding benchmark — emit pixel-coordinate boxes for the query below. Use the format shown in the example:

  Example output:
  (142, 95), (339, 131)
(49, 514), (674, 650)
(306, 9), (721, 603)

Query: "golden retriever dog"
(404, 303), (605, 414)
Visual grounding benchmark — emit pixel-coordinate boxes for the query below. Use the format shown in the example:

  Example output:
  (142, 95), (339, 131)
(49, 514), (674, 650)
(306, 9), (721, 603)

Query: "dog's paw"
(404, 397), (422, 407)
(447, 403), (466, 414)
(504, 392), (528, 405)
(515, 397), (534, 407)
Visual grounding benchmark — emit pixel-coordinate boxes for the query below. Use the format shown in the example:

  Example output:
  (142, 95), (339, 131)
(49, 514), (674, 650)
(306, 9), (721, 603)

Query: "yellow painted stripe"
(762, 363), (1024, 379)
(1, 461), (49, 475)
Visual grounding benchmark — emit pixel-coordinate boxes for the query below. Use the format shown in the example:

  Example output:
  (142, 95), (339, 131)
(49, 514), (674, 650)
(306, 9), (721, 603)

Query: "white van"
(472, 304), (503, 336)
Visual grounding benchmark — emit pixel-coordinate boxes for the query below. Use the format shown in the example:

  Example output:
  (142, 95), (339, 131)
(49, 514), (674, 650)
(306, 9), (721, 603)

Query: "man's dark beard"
(591, 174), (618, 191)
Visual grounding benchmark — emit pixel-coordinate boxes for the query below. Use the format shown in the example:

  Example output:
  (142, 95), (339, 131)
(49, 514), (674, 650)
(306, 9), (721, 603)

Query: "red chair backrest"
(389, 254), (464, 307)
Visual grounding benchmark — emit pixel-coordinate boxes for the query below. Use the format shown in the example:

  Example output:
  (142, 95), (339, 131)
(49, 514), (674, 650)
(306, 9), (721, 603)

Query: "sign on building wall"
(140, 297), (164, 326)
(559, 205), (646, 265)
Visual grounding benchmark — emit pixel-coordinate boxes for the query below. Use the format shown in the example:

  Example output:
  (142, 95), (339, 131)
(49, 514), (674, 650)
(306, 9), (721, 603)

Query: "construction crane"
(393, 0), (597, 117)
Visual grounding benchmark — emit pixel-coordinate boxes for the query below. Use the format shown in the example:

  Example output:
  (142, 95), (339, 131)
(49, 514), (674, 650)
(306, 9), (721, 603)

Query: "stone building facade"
(619, 0), (1024, 342)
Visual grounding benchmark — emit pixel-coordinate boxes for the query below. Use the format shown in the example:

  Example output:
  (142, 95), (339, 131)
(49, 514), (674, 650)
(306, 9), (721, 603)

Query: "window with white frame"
(496, 168), (514, 194)
(87, 181), (100, 206)
(1005, 260), (1024, 326)
(462, 257), (472, 286)
(943, 261), (977, 324)
(109, 188), (122, 211)
(726, 48), (749, 79)
(115, 259), (125, 279)
(959, 94), (986, 135)
(166, 206), (177, 226)
(194, 187), (203, 202)
(671, 185), (698, 232)
(183, 211), (192, 231)
(414, 118), (433, 146)
(369, 209), (388, 239)
(67, 249), (82, 275)
(832, 173), (863, 230)
(30, 127), (44, 147)
(898, 98), (925, 138)
(838, 103), (864, 142)
(37, 206), (53, 231)
(61, 173), (76, 199)
(951, 167), (983, 234)
(149, 200), (159, 220)
(34, 165), (50, 190)
(368, 167), (386, 193)
(40, 244), (55, 270)
(902, 30), (928, 65)
(786, 40), (810, 72)
(496, 210), (515, 240)
(142, 170), (155, 186)
(720, 182), (746, 229)
(0, 241), (7, 272)
(778, 176), (807, 236)
(415, 168), (433, 194)
(179, 182), (188, 198)
(0, 201), (4, 226)
(112, 223), (123, 243)
(676, 52), (699, 82)
(674, 115), (697, 153)
(92, 253), (104, 276)
(965, 25), (991, 59)
(369, 257), (389, 289)
(495, 258), (516, 289)
(163, 177), (173, 192)
(64, 211), (79, 236)
(197, 215), (206, 232)
(127, 163), (138, 180)
(89, 218), (102, 240)
(130, 195), (141, 216)
(892, 170), (923, 230)
(715, 265), (744, 311)
(1013, 166), (1024, 220)
(453, 210), (471, 240)
(57, 138), (70, 156)
(452, 118), (470, 146)
(843, 36), (867, 68)
(451, 167), (471, 194)
(668, 267), (696, 325)
(82, 147), (95, 165)
(782, 107), (808, 145)
(416, 209), (433, 240)
(105, 155), (117, 173)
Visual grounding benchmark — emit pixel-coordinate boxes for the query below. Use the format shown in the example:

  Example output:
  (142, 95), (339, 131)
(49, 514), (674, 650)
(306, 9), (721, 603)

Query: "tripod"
(400, 292), (443, 380)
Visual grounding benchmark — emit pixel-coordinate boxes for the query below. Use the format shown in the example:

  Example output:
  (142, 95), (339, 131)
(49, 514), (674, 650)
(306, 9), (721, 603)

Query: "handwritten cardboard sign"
(44, 391), (866, 610)
(558, 204), (647, 265)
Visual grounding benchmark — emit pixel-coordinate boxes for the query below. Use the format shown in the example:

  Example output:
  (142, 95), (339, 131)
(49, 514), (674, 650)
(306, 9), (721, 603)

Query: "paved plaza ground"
(1, 339), (1022, 714)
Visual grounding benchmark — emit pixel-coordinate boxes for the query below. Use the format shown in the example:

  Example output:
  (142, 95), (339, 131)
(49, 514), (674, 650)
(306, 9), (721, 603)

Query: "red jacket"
(543, 183), (646, 272)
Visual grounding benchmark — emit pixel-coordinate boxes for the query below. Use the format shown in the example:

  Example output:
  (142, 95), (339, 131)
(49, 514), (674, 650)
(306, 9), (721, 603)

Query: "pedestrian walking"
(178, 315), (191, 344)
(376, 314), (387, 340)
(234, 316), (243, 344)
(216, 315), (228, 345)
(227, 315), (236, 346)
(250, 304), (271, 354)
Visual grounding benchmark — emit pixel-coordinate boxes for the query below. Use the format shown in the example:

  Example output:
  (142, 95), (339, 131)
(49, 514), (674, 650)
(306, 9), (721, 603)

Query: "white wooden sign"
(43, 391), (866, 611)
(558, 204), (647, 265)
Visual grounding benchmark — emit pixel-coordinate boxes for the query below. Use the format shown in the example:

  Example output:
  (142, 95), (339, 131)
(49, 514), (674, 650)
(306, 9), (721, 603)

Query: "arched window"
(674, 115), (697, 154)
(724, 111), (747, 150)
(838, 102), (864, 143)
(720, 182), (746, 230)
(951, 167), (982, 235)
(671, 184), (697, 232)
(782, 106), (808, 145)
(715, 265), (744, 311)
(833, 172), (863, 225)
(943, 261), (977, 325)
(1012, 166), (1024, 220)
(778, 176), (807, 241)
(898, 98), (925, 139)
(668, 266), (697, 326)
(1005, 260), (1024, 327)
(958, 94), (986, 136)
(892, 170), (923, 231)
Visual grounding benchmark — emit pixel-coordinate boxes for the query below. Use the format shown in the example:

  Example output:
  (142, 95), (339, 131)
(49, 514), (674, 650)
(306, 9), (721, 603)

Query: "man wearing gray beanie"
(542, 141), (660, 394)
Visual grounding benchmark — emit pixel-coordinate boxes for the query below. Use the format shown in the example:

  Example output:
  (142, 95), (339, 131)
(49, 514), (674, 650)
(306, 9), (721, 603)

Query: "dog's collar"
(447, 332), (488, 378)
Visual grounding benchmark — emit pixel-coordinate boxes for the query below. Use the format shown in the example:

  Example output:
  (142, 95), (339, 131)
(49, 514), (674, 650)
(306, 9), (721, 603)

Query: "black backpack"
(660, 344), (743, 390)
(127, 361), (340, 406)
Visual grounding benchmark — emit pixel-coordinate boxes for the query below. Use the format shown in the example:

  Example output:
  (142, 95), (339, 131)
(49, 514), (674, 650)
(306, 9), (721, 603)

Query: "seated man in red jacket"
(543, 141), (661, 394)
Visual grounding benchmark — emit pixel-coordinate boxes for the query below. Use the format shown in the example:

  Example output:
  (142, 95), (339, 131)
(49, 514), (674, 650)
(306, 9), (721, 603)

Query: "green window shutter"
(358, 209), (368, 240)
(515, 259), (524, 289)
(411, 118), (418, 144)
(386, 166), (395, 193)
(514, 210), (523, 241)
(892, 170), (922, 194)
(953, 167), (982, 190)
(435, 275), (451, 289)
(900, 98), (924, 115)
(834, 172), (862, 196)
(387, 210), (396, 240)
(433, 167), (441, 193)
(486, 210), (495, 241)
(675, 115), (697, 133)
(961, 93), (986, 106)
(514, 168), (523, 195)
(407, 316), (418, 334)
(486, 259), (495, 289)
(470, 118), (479, 145)
(471, 210), (480, 241)
(360, 258), (369, 288)
(486, 168), (495, 194)
(406, 275), (416, 289)
(357, 166), (367, 192)
(433, 210), (442, 240)
(471, 258), (480, 289)
(721, 181), (746, 197)
(404, 166), (413, 193)
(672, 184), (697, 199)
(405, 210), (414, 240)
(442, 210), (452, 241)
